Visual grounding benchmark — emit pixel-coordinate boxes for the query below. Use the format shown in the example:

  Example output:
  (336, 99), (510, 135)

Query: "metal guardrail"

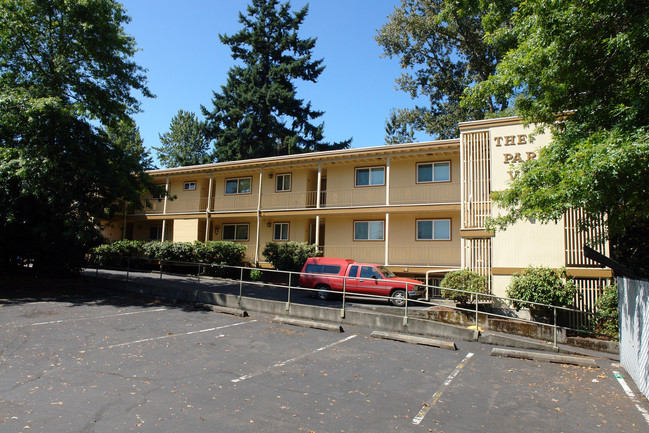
(88, 255), (617, 347)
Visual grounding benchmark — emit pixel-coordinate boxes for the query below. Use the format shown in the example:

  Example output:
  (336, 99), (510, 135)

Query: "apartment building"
(106, 117), (611, 304)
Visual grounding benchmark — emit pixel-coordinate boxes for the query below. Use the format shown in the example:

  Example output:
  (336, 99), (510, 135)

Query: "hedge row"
(92, 240), (247, 267)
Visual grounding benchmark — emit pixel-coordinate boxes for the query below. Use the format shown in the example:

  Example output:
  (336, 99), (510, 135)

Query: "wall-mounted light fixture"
(268, 173), (273, 179)
(267, 223), (271, 228)
(214, 226), (220, 235)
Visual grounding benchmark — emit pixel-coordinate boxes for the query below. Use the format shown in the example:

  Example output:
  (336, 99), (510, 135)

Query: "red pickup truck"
(299, 257), (424, 306)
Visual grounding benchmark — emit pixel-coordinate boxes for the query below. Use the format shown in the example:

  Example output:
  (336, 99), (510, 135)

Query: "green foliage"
(142, 242), (195, 263)
(250, 269), (263, 281)
(506, 266), (576, 319)
(192, 241), (246, 267)
(202, 0), (351, 162)
(262, 242), (322, 272)
(384, 110), (416, 145)
(91, 240), (145, 267)
(0, 0), (153, 275)
(440, 270), (488, 304)
(595, 284), (619, 338)
(154, 110), (212, 168)
(465, 0), (649, 276)
(376, 0), (516, 140)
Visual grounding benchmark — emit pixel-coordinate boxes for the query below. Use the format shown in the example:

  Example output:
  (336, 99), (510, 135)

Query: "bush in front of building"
(143, 241), (195, 263)
(91, 240), (145, 267)
(595, 283), (619, 338)
(193, 241), (247, 267)
(506, 266), (576, 320)
(440, 270), (488, 304)
(262, 242), (322, 272)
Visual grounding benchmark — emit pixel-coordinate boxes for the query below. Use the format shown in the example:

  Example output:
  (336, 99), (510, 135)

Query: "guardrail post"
(553, 306), (558, 348)
(474, 294), (480, 340)
(403, 290), (409, 327)
(286, 271), (292, 312)
(238, 267), (244, 307)
(158, 261), (164, 290)
(125, 257), (130, 289)
(341, 277), (346, 319)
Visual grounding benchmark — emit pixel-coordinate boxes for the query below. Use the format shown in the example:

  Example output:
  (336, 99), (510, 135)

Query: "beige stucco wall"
(173, 219), (200, 242)
(389, 213), (461, 266)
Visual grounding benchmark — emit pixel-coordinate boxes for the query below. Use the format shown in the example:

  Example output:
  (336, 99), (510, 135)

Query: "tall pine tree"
(202, 0), (351, 162)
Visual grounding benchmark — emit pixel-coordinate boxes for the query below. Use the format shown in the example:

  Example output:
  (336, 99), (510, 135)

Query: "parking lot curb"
(371, 330), (457, 351)
(490, 348), (599, 368)
(202, 304), (248, 317)
(273, 317), (344, 333)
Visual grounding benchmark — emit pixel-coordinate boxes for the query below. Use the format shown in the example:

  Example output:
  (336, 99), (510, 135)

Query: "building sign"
(494, 134), (536, 178)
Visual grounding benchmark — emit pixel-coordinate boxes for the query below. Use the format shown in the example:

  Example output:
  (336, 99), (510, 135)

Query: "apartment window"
(417, 161), (451, 183)
(355, 166), (385, 186)
(183, 181), (196, 191)
(222, 223), (249, 241)
(354, 221), (384, 240)
(273, 222), (289, 241)
(225, 177), (251, 194)
(149, 226), (162, 241)
(417, 219), (451, 240)
(276, 173), (291, 192)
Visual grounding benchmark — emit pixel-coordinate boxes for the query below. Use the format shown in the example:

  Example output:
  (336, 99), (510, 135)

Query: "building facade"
(106, 117), (611, 305)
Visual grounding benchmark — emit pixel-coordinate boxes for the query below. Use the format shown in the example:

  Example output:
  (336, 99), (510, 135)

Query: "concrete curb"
(490, 348), (599, 368)
(202, 304), (248, 317)
(479, 331), (560, 352)
(371, 330), (457, 351)
(273, 317), (344, 333)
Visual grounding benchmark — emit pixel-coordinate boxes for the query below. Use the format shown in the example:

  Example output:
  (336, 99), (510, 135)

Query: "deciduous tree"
(0, 0), (154, 275)
(376, 0), (516, 140)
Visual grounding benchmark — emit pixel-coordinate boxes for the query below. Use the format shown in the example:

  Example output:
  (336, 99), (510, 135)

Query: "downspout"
(385, 156), (390, 266)
(315, 162), (322, 249)
(254, 168), (263, 265)
(161, 176), (169, 241)
(205, 173), (213, 242)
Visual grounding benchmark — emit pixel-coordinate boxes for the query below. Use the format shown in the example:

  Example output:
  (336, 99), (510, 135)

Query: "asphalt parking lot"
(1, 285), (648, 433)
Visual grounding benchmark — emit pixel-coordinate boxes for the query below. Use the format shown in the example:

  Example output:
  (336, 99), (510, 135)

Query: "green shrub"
(193, 241), (246, 266)
(506, 266), (576, 319)
(262, 242), (322, 272)
(440, 270), (488, 304)
(595, 284), (619, 338)
(142, 241), (194, 262)
(91, 240), (144, 266)
(250, 269), (263, 281)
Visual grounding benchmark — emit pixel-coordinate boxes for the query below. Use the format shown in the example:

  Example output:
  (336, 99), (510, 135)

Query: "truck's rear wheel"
(315, 284), (330, 301)
(389, 289), (406, 307)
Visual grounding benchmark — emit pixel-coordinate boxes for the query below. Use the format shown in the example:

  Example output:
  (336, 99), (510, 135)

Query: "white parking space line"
(413, 352), (474, 425)
(100, 319), (257, 349)
(25, 308), (168, 327)
(232, 334), (358, 383)
(613, 370), (649, 426)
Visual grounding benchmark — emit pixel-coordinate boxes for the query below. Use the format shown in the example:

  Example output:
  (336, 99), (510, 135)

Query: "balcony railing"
(128, 184), (460, 215)
(390, 183), (459, 205)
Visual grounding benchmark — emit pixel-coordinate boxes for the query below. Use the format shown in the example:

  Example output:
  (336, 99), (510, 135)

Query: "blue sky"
(121, 0), (425, 165)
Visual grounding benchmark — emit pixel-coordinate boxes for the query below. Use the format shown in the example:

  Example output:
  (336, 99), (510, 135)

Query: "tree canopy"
(0, 0), (155, 275)
(155, 110), (212, 168)
(464, 0), (649, 275)
(376, 0), (516, 141)
(202, 0), (351, 162)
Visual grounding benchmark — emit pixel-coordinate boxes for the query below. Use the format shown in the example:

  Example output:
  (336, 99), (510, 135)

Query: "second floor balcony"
(130, 182), (460, 215)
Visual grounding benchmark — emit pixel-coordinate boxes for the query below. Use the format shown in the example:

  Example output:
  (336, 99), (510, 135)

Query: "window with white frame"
(354, 220), (384, 240)
(183, 181), (196, 191)
(417, 161), (451, 183)
(276, 173), (291, 192)
(149, 226), (163, 241)
(225, 177), (252, 194)
(273, 222), (289, 241)
(355, 166), (385, 186)
(222, 223), (249, 241)
(417, 219), (451, 240)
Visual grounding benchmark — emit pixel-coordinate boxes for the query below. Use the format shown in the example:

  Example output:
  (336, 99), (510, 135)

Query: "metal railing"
(87, 255), (617, 347)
